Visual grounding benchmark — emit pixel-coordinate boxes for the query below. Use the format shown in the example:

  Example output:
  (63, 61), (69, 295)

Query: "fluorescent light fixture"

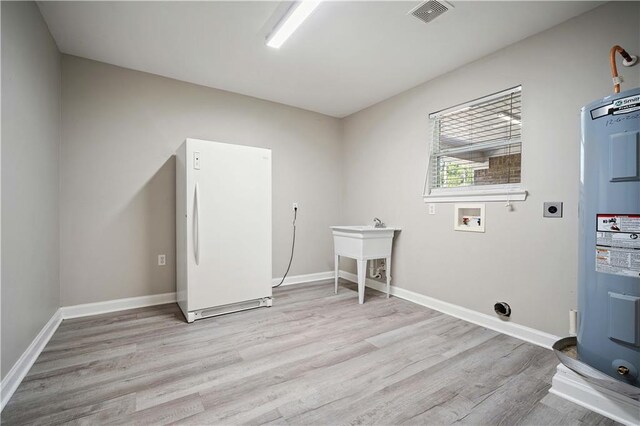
(266, 1), (321, 49)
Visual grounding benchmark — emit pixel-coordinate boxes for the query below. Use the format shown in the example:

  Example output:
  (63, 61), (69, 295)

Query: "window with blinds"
(428, 86), (522, 192)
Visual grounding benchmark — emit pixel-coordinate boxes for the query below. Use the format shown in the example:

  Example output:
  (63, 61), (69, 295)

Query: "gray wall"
(1, 1), (61, 379)
(60, 56), (343, 306)
(4, 3), (639, 380)
(341, 1), (640, 337)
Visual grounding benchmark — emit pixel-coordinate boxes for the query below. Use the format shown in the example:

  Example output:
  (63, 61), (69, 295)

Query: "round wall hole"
(494, 302), (511, 317)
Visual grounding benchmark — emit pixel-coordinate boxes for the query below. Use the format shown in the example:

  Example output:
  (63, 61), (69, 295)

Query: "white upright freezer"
(176, 138), (272, 322)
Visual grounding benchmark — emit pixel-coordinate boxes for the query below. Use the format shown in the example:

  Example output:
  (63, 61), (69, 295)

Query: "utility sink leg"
(334, 254), (339, 294)
(386, 256), (391, 298)
(357, 259), (367, 304)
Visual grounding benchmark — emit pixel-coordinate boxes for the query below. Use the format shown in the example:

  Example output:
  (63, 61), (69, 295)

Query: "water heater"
(579, 86), (640, 387)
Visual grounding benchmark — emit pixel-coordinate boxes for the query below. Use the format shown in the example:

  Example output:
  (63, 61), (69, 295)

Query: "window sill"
(423, 185), (528, 203)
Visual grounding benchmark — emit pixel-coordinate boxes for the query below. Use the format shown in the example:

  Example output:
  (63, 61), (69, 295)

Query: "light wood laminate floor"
(2, 280), (619, 425)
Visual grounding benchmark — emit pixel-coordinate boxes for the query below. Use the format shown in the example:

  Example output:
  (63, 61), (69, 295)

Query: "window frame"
(423, 86), (527, 203)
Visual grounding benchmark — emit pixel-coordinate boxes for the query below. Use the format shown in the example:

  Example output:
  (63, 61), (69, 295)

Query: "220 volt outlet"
(543, 202), (563, 218)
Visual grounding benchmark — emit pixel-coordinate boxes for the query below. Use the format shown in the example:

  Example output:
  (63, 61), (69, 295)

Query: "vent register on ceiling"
(428, 87), (522, 190)
(410, 0), (450, 24)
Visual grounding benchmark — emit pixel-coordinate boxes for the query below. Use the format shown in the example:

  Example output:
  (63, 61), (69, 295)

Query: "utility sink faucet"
(373, 217), (385, 228)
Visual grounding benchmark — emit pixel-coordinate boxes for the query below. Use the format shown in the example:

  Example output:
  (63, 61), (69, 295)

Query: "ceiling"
(38, 1), (601, 117)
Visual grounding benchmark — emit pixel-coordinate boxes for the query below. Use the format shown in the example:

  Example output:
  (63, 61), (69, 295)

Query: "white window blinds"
(429, 86), (522, 190)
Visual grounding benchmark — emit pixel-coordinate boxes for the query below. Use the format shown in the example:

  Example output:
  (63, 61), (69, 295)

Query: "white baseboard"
(550, 364), (640, 426)
(272, 271), (334, 287)
(6, 271), (334, 330)
(339, 270), (559, 349)
(0, 271), (333, 411)
(2, 269), (557, 413)
(62, 271), (335, 320)
(61, 292), (177, 319)
(1, 308), (63, 412)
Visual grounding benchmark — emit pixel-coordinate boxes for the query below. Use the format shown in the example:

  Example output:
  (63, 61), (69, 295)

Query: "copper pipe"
(610, 45), (633, 93)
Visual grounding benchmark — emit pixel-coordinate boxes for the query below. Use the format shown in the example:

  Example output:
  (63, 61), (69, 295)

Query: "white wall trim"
(0, 271), (333, 411)
(424, 185), (528, 203)
(61, 292), (177, 319)
(0, 271), (334, 410)
(550, 364), (640, 426)
(272, 271), (334, 287)
(339, 270), (559, 349)
(61, 271), (335, 320)
(1, 308), (63, 412)
(4, 270), (557, 412)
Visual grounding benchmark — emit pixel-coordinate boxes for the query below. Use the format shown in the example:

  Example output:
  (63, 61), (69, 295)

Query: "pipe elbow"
(609, 45), (636, 93)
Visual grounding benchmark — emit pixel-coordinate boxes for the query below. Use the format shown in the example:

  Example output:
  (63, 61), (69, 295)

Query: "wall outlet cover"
(543, 202), (563, 218)
(158, 254), (166, 266)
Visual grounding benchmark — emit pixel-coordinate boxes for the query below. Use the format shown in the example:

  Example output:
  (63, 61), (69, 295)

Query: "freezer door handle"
(194, 182), (200, 266)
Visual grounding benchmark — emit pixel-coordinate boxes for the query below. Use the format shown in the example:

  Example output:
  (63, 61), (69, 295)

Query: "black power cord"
(273, 207), (297, 288)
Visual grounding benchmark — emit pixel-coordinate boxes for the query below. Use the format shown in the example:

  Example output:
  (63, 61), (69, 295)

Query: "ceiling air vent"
(410, 1), (449, 24)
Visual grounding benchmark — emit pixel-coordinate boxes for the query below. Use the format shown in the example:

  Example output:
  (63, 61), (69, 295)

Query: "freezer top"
(183, 138), (272, 155)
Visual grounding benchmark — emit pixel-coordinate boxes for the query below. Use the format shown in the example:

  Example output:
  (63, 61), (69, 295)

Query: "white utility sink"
(331, 226), (399, 233)
(331, 225), (400, 304)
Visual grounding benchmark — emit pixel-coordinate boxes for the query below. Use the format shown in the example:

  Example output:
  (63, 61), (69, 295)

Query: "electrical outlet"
(428, 204), (436, 215)
(158, 254), (166, 266)
(292, 202), (298, 211)
(543, 202), (563, 218)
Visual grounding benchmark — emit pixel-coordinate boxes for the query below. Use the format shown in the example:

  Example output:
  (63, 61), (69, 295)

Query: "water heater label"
(590, 94), (640, 119)
(595, 214), (640, 278)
